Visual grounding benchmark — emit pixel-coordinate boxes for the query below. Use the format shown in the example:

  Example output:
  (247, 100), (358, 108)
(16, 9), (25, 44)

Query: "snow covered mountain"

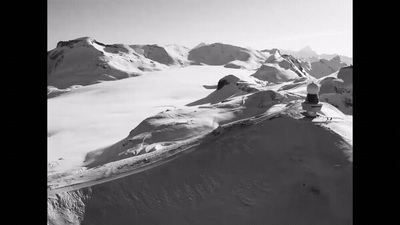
(318, 65), (353, 115)
(47, 37), (167, 89)
(163, 44), (191, 65)
(48, 39), (270, 97)
(251, 49), (314, 83)
(280, 46), (353, 65)
(48, 38), (348, 98)
(188, 43), (269, 70)
(307, 56), (349, 79)
(47, 37), (193, 93)
(47, 38), (352, 225)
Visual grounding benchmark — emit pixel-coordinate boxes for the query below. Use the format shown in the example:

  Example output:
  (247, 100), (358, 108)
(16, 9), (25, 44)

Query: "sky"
(48, 0), (352, 56)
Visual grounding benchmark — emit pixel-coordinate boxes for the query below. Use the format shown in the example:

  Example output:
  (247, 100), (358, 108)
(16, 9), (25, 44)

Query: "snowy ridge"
(48, 95), (352, 224)
(251, 50), (314, 83)
(308, 56), (348, 79)
(47, 37), (170, 89)
(163, 44), (191, 66)
(280, 46), (353, 65)
(48, 38), (348, 94)
(188, 43), (268, 69)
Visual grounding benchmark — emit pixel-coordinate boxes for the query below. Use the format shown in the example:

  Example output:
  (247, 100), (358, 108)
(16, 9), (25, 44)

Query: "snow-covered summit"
(307, 55), (348, 79)
(47, 37), (171, 89)
(188, 43), (268, 69)
(280, 46), (352, 65)
(251, 50), (314, 83)
(48, 38), (350, 96)
(192, 42), (207, 50)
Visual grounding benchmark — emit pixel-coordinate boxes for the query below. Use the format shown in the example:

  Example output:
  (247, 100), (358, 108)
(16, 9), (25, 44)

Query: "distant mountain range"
(279, 46), (352, 65)
(47, 37), (352, 95)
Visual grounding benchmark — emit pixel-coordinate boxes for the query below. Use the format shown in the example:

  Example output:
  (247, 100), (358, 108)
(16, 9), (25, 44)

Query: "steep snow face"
(188, 43), (258, 66)
(47, 37), (170, 89)
(308, 56), (348, 79)
(251, 50), (313, 83)
(318, 66), (353, 115)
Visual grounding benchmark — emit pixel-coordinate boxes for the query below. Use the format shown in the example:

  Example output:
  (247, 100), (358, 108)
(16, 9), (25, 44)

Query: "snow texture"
(48, 38), (353, 225)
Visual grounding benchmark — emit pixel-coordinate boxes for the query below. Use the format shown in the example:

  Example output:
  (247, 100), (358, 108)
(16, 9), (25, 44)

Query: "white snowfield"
(48, 66), (253, 173)
(47, 38), (352, 225)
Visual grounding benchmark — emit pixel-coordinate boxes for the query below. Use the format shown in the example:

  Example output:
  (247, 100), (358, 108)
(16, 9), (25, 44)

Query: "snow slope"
(48, 39), (347, 95)
(129, 44), (174, 65)
(47, 37), (185, 90)
(163, 44), (191, 66)
(308, 56), (348, 79)
(188, 43), (268, 69)
(280, 46), (353, 65)
(251, 50), (313, 83)
(318, 66), (353, 115)
(48, 41), (352, 225)
(48, 66), (254, 173)
(48, 93), (352, 225)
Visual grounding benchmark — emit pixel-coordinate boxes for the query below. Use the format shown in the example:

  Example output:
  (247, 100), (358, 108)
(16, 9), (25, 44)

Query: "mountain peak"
(300, 46), (313, 52)
(56, 37), (96, 48)
(192, 42), (207, 50)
